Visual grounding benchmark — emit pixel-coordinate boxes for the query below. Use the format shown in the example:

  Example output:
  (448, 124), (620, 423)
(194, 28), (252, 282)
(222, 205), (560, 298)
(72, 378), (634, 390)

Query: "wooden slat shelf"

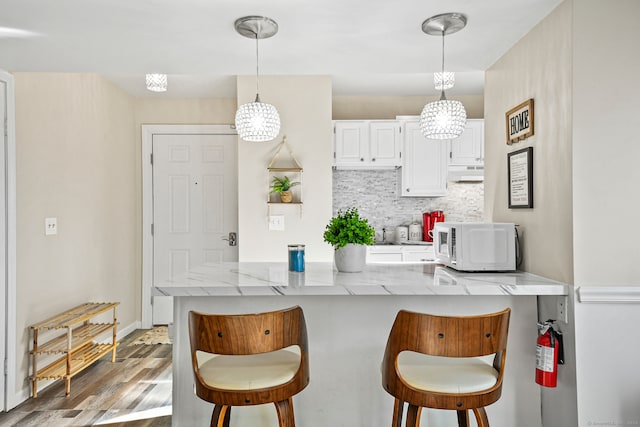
(32, 323), (116, 355)
(268, 167), (303, 172)
(31, 302), (118, 330)
(34, 343), (116, 380)
(267, 202), (303, 205)
(30, 302), (119, 398)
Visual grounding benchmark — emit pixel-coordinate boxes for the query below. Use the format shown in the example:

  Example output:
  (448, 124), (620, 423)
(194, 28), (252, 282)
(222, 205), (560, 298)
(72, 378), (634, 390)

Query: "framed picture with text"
(506, 99), (534, 145)
(508, 147), (533, 208)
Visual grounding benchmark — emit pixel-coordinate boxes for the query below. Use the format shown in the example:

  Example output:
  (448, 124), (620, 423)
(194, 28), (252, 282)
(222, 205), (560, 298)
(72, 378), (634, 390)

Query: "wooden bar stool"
(188, 306), (310, 427)
(382, 308), (511, 427)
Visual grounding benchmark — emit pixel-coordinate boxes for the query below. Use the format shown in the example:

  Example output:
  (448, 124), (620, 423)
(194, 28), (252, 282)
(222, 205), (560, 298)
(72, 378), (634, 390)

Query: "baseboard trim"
(577, 286), (640, 303)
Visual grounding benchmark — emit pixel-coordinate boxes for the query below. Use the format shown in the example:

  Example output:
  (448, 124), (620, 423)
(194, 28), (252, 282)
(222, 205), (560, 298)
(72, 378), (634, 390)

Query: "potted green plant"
(323, 207), (375, 272)
(270, 175), (300, 203)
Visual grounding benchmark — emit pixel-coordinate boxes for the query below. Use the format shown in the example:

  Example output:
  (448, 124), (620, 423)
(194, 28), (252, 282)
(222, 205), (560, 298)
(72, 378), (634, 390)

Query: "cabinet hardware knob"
(372, 158), (376, 162)
(360, 158), (364, 162)
(406, 188), (410, 192)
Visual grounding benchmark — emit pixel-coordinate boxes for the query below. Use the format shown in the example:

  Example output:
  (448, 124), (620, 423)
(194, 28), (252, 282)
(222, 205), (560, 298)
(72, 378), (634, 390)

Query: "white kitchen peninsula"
(158, 262), (567, 427)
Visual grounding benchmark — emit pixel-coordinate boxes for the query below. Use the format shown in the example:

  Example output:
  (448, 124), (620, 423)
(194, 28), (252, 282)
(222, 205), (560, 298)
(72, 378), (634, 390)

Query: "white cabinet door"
(403, 247), (436, 262)
(334, 120), (401, 168)
(369, 121), (401, 167)
(401, 121), (448, 197)
(367, 246), (404, 263)
(367, 245), (435, 263)
(450, 119), (484, 166)
(334, 121), (369, 167)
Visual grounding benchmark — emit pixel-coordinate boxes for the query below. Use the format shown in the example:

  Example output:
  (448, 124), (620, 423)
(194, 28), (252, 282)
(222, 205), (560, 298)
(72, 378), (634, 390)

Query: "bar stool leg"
(405, 404), (422, 427)
(457, 410), (470, 427)
(472, 407), (489, 427)
(274, 397), (296, 427)
(211, 404), (230, 427)
(392, 398), (404, 427)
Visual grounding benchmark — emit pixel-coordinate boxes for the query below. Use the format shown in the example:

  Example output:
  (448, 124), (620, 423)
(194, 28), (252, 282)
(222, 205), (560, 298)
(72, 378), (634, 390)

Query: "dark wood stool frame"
(382, 308), (511, 427)
(188, 306), (310, 427)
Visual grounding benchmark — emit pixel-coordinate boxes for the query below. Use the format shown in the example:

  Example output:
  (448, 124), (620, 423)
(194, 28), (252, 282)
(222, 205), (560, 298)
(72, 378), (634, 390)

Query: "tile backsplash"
(332, 169), (484, 241)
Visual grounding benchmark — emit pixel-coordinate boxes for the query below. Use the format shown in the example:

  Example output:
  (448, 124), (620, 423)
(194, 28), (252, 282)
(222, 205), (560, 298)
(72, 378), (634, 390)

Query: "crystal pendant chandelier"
(145, 74), (167, 92)
(434, 72), (455, 91)
(419, 13), (467, 140)
(234, 16), (281, 142)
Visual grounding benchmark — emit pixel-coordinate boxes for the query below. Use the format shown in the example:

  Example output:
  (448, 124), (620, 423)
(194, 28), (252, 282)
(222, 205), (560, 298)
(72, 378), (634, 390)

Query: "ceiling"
(0, 0), (562, 98)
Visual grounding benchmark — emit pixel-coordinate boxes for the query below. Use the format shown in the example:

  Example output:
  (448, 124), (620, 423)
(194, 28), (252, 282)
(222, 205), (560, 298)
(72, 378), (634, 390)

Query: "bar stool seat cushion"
(397, 351), (499, 394)
(197, 346), (301, 391)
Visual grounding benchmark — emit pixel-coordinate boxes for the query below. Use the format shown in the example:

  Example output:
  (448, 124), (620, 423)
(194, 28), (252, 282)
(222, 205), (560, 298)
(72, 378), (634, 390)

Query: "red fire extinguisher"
(535, 320), (564, 388)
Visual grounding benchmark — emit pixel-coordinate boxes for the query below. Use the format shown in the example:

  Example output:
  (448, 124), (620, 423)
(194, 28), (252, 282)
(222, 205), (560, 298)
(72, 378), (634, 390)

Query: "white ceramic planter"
(334, 243), (367, 272)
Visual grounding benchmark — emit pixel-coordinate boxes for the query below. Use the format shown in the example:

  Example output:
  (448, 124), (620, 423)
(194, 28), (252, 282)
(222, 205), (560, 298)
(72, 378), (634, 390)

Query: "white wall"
(571, 1), (640, 425)
(237, 76), (334, 262)
(487, 1), (640, 426)
(572, 0), (640, 286)
(484, 2), (577, 426)
(14, 73), (137, 401)
(332, 94), (484, 120)
(484, 1), (573, 285)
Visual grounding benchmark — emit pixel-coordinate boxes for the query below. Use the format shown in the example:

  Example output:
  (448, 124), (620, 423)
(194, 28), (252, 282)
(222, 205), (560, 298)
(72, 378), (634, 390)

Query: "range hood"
(448, 165), (484, 182)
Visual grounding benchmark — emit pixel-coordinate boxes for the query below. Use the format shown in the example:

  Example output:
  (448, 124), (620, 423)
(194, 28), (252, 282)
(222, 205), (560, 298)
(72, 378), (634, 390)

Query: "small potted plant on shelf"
(323, 207), (375, 272)
(270, 175), (300, 203)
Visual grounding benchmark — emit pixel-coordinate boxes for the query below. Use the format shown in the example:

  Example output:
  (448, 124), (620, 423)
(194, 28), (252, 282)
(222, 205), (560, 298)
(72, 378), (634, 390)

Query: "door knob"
(222, 232), (237, 246)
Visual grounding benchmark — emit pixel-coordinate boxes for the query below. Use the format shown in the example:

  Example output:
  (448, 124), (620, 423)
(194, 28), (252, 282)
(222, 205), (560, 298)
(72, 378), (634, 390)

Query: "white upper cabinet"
(449, 119), (484, 166)
(334, 120), (401, 168)
(401, 121), (448, 197)
(369, 121), (402, 167)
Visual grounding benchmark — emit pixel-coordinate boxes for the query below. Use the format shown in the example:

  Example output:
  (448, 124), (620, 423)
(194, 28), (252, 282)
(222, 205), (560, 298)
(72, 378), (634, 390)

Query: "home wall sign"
(508, 147), (533, 208)
(506, 98), (534, 145)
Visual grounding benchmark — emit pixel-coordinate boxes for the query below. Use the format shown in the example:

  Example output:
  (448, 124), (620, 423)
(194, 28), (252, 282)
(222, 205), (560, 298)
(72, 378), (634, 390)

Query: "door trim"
(0, 70), (17, 410)
(141, 125), (237, 328)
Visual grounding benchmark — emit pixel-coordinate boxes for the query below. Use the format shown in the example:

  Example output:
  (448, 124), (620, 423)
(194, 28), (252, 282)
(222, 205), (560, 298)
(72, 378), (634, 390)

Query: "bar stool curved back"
(382, 308), (511, 427)
(188, 306), (310, 427)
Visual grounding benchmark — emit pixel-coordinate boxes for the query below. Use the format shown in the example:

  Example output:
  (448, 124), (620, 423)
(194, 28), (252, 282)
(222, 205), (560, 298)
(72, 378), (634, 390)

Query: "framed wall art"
(508, 147), (533, 208)
(506, 98), (534, 145)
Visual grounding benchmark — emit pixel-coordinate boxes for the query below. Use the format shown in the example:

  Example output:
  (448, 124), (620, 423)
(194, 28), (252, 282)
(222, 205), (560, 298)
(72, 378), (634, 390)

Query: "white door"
(151, 132), (238, 325)
(0, 69), (16, 411)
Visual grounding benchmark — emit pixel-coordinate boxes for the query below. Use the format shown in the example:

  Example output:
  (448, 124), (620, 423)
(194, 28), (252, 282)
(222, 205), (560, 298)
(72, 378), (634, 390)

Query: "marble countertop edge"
(154, 262), (568, 297)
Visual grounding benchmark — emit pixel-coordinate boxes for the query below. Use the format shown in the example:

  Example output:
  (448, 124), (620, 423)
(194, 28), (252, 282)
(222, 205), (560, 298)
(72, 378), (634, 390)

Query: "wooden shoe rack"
(29, 302), (119, 397)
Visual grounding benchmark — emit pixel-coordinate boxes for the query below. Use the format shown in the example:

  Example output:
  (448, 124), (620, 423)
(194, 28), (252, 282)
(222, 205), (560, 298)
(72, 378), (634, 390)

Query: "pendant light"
(419, 13), (467, 140)
(146, 74), (167, 92)
(434, 72), (455, 90)
(234, 16), (281, 142)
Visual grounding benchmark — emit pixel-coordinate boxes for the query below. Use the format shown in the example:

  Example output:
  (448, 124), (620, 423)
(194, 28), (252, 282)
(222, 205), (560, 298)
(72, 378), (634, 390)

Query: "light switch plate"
(269, 215), (285, 231)
(45, 217), (57, 235)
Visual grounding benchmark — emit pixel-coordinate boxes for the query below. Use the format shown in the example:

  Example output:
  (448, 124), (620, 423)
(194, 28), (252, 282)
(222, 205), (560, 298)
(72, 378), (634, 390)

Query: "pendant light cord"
(440, 30), (446, 101)
(255, 32), (260, 98)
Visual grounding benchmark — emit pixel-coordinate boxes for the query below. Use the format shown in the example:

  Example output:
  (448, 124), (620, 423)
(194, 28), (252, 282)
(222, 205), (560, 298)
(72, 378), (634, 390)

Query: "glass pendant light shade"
(235, 96), (281, 142)
(145, 74), (167, 92)
(419, 97), (467, 139)
(434, 72), (455, 90)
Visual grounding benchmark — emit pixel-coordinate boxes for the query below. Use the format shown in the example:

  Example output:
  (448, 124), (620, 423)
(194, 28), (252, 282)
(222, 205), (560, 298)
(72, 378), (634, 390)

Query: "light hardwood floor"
(0, 329), (172, 426)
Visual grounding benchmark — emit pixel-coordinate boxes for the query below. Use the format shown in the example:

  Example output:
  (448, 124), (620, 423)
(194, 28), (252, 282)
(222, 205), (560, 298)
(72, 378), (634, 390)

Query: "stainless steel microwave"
(433, 222), (516, 271)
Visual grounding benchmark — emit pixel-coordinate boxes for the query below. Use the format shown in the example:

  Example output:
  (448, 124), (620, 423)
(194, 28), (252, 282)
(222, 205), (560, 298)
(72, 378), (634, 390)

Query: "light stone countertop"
(154, 262), (568, 297)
